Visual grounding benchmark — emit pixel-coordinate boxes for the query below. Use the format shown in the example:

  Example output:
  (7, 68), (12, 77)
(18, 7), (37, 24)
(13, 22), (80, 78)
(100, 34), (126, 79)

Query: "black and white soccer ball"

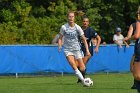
(83, 77), (93, 87)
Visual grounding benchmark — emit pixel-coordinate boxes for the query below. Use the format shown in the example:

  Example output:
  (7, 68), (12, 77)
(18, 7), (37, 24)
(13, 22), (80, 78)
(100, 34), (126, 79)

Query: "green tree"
(0, 0), (139, 44)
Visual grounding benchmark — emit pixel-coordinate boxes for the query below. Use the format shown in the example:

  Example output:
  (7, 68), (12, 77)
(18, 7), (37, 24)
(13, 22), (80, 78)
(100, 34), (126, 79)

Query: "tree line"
(0, 0), (139, 44)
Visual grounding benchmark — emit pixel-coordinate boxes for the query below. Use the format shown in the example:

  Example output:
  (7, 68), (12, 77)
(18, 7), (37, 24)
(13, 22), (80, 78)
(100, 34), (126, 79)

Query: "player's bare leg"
(133, 62), (140, 92)
(77, 55), (91, 83)
(83, 55), (91, 65)
(66, 55), (85, 82)
(130, 55), (136, 89)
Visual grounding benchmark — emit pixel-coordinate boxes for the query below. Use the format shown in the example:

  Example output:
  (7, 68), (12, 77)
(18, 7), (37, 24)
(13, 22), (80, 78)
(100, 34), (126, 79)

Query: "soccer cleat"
(77, 79), (82, 83)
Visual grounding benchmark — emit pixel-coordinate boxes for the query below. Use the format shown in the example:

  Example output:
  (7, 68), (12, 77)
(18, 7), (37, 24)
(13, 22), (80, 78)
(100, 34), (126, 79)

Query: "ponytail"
(137, 6), (140, 20)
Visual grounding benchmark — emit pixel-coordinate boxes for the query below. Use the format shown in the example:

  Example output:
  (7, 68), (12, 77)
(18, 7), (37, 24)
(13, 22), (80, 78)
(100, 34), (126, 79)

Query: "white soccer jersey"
(59, 23), (84, 51)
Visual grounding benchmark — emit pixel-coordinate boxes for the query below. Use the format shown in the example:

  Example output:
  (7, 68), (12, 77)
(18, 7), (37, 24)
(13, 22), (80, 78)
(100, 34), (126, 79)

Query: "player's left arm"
(81, 35), (91, 56)
(90, 28), (101, 53)
(94, 35), (101, 53)
(77, 25), (91, 56)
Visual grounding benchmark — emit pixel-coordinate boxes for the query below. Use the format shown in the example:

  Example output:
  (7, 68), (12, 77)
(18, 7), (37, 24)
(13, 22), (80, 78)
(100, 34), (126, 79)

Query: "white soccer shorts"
(64, 50), (83, 59)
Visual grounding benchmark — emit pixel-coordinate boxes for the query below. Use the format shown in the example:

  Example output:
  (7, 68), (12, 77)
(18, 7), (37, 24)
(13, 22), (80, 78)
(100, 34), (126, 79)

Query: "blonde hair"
(137, 6), (140, 20)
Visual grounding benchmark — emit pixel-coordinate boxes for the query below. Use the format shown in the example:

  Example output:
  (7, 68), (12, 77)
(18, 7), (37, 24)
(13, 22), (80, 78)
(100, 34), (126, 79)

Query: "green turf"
(0, 73), (137, 93)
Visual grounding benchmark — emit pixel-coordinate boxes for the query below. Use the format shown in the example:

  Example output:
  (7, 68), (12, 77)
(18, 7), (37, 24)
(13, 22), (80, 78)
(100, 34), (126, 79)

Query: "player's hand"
(94, 47), (99, 53)
(86, 50), (91, 56)
(123, 37), (128, 41)
(58, 46), (62, 52)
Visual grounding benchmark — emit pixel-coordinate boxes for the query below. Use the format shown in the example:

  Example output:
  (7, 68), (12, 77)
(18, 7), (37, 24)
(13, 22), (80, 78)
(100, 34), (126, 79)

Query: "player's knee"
(79, 65), (85, 71)
(134, 74), (140, 81)
(84, 55), (91, 61)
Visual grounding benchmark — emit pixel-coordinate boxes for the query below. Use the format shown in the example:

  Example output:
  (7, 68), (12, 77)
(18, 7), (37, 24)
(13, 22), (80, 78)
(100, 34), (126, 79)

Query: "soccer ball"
(83, 77), (93, 87)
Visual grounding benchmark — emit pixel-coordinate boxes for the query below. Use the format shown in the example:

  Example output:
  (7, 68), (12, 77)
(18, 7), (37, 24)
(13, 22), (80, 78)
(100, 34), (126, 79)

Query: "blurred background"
(0, 0), (139, 44)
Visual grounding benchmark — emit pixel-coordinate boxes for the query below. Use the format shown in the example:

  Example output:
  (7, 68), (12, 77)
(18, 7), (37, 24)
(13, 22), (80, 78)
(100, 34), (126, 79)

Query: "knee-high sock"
(75, 69), (84, 82)
(78, 67), (86, 78)
(135, 80), (140, 93)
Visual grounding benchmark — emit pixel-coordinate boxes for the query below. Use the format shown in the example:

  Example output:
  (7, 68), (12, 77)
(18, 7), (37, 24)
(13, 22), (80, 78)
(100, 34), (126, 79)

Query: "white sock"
(75, 69), (84, 82)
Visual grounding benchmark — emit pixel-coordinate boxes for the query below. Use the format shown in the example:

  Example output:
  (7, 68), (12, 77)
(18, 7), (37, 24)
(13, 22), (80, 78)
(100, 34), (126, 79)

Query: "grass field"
(0, 73), (137, 93)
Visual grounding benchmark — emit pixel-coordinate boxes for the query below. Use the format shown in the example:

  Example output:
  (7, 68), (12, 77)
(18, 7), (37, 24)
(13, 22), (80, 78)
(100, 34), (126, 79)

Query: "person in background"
(113, 27), (129, 48)
(102, 41), (107, 45)
(77, 17), (101, 83)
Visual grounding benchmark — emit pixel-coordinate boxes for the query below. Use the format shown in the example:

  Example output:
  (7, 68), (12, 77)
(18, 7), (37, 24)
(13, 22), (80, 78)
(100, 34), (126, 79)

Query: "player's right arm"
(58, 25), (65, 52)
(124, 24), (133, 41)
(94, 35), (101, 53)
(81, 35), (91, 56)
(58, 34), (63, 52)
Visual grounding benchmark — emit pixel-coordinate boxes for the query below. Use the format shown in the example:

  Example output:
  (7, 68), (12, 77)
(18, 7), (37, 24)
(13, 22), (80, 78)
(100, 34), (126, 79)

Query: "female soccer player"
(77, 17), (101, 83)
(124, 22), (136, 89)
(58, 11), (90, 85)
(81, 17), (101, 64)
(130, 6), (140, 93)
